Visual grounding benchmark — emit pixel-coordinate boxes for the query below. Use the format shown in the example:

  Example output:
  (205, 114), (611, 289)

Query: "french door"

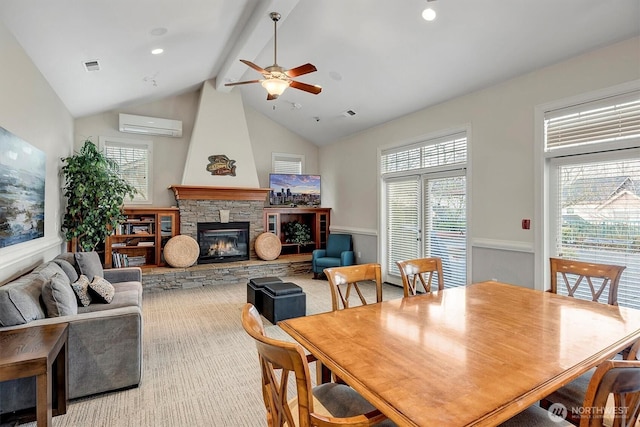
(384, 172), (467, 287)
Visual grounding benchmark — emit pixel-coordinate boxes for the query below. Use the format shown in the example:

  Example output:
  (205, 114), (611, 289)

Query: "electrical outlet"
(357, 251), (362, 258)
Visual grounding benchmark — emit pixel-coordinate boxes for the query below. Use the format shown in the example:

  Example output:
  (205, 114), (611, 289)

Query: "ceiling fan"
(225, 12), (322, 100)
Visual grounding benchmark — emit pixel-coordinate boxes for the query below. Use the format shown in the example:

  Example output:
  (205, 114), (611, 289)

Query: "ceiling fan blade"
(224, 80), (261, 86)
(285, 63), (317, 78)
(290, 80), (322, 95)
(240, 59), (268, 75)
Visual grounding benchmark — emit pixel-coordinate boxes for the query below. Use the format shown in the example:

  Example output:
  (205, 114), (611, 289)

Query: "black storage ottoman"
(247, 276), (283, 312)
(262, 282), (306, 324)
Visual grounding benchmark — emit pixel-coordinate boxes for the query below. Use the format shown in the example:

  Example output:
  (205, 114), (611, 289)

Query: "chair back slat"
(550, 257), (625, 305)
(324, 264), (383, 311)
(397, 257), (444, 297)
(581, 360), (640, 427)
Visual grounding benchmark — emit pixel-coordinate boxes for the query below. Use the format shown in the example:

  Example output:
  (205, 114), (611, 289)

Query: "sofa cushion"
(71, 275), (92, 307)
(33, 261), (68, 283)
(52, 258), (79, 283)
(77, 288), (141, 314)
(89, 276), (115, 304)
(42, 273), (78, 317)
(75, 252), (103, 282)
(0, 274), (47, 326)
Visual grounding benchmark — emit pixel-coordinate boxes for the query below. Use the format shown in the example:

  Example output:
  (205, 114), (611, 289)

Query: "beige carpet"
(20, 275), (404, 427)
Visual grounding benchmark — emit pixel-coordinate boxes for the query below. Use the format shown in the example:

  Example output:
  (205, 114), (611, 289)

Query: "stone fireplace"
(142, 185), (312, 291)
(169, 185), (270, 262)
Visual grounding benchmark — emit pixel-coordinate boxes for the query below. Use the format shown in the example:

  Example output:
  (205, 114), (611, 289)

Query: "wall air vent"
(342, 109), (357, 117)
(119, 113), (183, 138)
(83, 60), (100, 72)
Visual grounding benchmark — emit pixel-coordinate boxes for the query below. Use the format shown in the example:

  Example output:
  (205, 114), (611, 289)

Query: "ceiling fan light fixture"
(261, 78), (290, 97)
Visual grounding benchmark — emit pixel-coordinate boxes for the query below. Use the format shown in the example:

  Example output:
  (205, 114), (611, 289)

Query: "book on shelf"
(115, 222), (154, 235)
(112, 252), (147, 268)
(138, 241), (154, 246)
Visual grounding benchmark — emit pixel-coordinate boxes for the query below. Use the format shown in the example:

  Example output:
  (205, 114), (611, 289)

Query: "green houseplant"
(61, 139), (136, 252)
(283, 221), (312, 245)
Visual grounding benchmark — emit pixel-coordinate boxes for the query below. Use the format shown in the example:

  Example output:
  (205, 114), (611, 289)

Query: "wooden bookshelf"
(105, 207), (179, 268)
(263, 207), (330, 255)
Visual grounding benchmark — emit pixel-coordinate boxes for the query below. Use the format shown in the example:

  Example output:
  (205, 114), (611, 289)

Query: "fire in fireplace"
(197, 222), (249, 264)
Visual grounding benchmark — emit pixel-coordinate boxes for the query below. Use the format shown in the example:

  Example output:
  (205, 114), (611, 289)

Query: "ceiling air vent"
(342, 109), (356, 117)
(83, 60), (100, 72)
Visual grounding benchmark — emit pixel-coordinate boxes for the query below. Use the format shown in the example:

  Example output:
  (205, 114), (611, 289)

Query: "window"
(272, 153), (304, 174)
(100, 136), (152, 204)
(381, 132), (468, 287)
(545, 89), (640, 308)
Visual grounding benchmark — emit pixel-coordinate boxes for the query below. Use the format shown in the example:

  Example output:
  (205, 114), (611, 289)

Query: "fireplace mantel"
(169, 185), (270, 201)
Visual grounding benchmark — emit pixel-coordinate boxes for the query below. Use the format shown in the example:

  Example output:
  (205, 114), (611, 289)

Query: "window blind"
(386, 178), (420, 276)
(545, 90), (640, 151)
(426, 176), (467, 288)
(104, 141), (150, 203)
(555, 157), (640, 309)
(272, 153), (303, 174)
(381, 133), (467, 174)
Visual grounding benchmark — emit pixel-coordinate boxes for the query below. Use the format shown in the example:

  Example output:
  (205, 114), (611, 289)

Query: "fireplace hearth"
(197, 222), (249, 264)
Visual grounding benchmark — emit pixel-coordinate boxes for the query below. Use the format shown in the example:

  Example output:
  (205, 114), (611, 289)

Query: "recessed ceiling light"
(422, 7), (436, 21)
(151, 48), (164, 55)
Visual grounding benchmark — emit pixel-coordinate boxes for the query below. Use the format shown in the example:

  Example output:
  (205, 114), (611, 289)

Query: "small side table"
(0, 323), (69, 427)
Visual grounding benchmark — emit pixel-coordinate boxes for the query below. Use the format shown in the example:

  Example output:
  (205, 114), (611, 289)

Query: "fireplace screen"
(197, 222), (249, 264)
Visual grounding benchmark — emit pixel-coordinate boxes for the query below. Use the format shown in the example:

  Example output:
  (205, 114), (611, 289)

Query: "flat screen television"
(269, 174), (321, 206)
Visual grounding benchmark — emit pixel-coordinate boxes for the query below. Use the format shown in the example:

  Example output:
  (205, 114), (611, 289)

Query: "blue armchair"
(311, 233), (355, 279)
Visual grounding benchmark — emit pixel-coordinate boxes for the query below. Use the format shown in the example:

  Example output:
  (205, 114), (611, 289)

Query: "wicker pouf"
(163, 235), (199, 268)
(254, 232), (282, 261)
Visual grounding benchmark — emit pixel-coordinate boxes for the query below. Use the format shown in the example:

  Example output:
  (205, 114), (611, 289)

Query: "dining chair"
(324, 263), (383, 311)
(396, 257), (444, 297)
(501, 358), (640, 427)
(539, 339), (640, 425)
(241, 303), (395, 427)
(549, 257), (626, 305)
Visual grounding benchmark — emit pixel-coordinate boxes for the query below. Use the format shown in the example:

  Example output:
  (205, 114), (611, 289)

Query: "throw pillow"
(75, 251), (103, 282)
(89, 276), (115, 304)
(71, 275), (92, 307)
(0, 273), (47, 326)
(42, 273), (78, 317)
(52, 258), (79, 283)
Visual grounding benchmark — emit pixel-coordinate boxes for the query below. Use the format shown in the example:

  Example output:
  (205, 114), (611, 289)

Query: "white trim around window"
(272, 153), (304, 174)
(99, 135), (153, 205)
(534, 79), (640, 291)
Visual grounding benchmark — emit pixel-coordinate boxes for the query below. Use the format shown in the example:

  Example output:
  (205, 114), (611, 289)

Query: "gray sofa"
(0, 252), (143, 419)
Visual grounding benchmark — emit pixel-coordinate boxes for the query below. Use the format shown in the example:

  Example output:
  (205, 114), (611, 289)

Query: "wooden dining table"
(279, 281), (640, 426)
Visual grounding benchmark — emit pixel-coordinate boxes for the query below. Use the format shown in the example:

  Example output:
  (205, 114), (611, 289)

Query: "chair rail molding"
(472, 238), (534, 253)
(329, 225), (377, 236)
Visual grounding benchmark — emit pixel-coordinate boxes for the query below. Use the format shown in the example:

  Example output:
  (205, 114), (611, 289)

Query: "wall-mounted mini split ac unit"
(118, 113), (183, 137)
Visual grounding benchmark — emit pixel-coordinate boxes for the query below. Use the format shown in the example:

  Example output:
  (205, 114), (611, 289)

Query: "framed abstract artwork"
(0, 126), (46, 247)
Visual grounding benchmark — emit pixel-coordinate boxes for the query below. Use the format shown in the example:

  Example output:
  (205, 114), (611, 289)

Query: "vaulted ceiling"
(0, 0), (638, 145)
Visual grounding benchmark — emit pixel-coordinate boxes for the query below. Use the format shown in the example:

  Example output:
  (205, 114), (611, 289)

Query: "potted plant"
(283, 221), (312, 245)
(61, 139), (136, 252)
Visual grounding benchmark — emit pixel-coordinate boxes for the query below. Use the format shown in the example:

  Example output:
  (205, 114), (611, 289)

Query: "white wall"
(75, 91), (199, 207)
(75, 84), (319, 207)
(0, 21), (74, 283)
(320, 36), (640, 285)
(245, 106), (320, 189)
